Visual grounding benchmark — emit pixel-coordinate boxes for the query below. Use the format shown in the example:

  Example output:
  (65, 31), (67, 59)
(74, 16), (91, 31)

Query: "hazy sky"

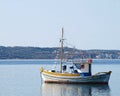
(0, 0), (120, 49)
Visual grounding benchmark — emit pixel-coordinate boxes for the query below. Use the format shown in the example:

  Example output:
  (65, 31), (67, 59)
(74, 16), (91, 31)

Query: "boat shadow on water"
(41, 83), (111, 96)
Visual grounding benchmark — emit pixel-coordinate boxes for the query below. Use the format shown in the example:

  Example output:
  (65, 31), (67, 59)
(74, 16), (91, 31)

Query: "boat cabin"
(73, 59), (92, 76)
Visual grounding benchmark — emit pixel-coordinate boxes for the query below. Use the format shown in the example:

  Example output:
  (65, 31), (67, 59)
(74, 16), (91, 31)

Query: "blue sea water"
(0, 59), (120, 96)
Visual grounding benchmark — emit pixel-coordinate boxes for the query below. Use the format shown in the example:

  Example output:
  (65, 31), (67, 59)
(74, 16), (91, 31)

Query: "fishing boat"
(40, 28), (112, 84)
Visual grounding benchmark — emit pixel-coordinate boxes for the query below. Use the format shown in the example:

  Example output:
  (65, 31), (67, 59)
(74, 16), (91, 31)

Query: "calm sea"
(0, 59), (120, 96)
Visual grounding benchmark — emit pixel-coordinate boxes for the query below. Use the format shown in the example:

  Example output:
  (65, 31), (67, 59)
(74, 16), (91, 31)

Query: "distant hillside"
(0, 46), (120, 59)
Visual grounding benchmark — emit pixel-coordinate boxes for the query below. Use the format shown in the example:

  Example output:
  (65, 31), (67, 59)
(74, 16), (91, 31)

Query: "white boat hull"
(41, 71), (112, 84)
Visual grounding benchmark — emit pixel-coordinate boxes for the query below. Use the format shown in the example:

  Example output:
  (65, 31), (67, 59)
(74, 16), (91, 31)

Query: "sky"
(0, 0), (120, 50)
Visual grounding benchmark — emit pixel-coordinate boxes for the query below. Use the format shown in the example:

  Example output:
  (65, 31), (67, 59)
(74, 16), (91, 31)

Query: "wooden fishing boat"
(40, 28), (112, 84)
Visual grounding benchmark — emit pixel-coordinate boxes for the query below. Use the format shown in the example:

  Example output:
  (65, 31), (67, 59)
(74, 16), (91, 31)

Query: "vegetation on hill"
(0, 46), (120, 59)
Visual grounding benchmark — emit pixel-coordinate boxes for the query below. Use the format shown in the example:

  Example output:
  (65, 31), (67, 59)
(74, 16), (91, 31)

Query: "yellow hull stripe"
(42, 70), (80, 76)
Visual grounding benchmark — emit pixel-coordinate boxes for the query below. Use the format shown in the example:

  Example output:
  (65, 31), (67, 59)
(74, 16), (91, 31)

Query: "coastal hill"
(0, 46), (120, 59)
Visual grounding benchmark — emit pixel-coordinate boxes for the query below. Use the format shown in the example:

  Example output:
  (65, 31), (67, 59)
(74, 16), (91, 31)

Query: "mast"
(60, 28), (64, 73)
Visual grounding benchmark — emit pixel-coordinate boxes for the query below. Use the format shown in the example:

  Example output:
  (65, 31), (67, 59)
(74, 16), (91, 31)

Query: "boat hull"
(41, 71), (112, 84)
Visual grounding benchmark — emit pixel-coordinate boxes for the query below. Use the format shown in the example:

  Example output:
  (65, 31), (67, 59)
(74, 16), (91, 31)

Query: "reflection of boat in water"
(40, 28), (112, 84)
(41, 83), (111, 96)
